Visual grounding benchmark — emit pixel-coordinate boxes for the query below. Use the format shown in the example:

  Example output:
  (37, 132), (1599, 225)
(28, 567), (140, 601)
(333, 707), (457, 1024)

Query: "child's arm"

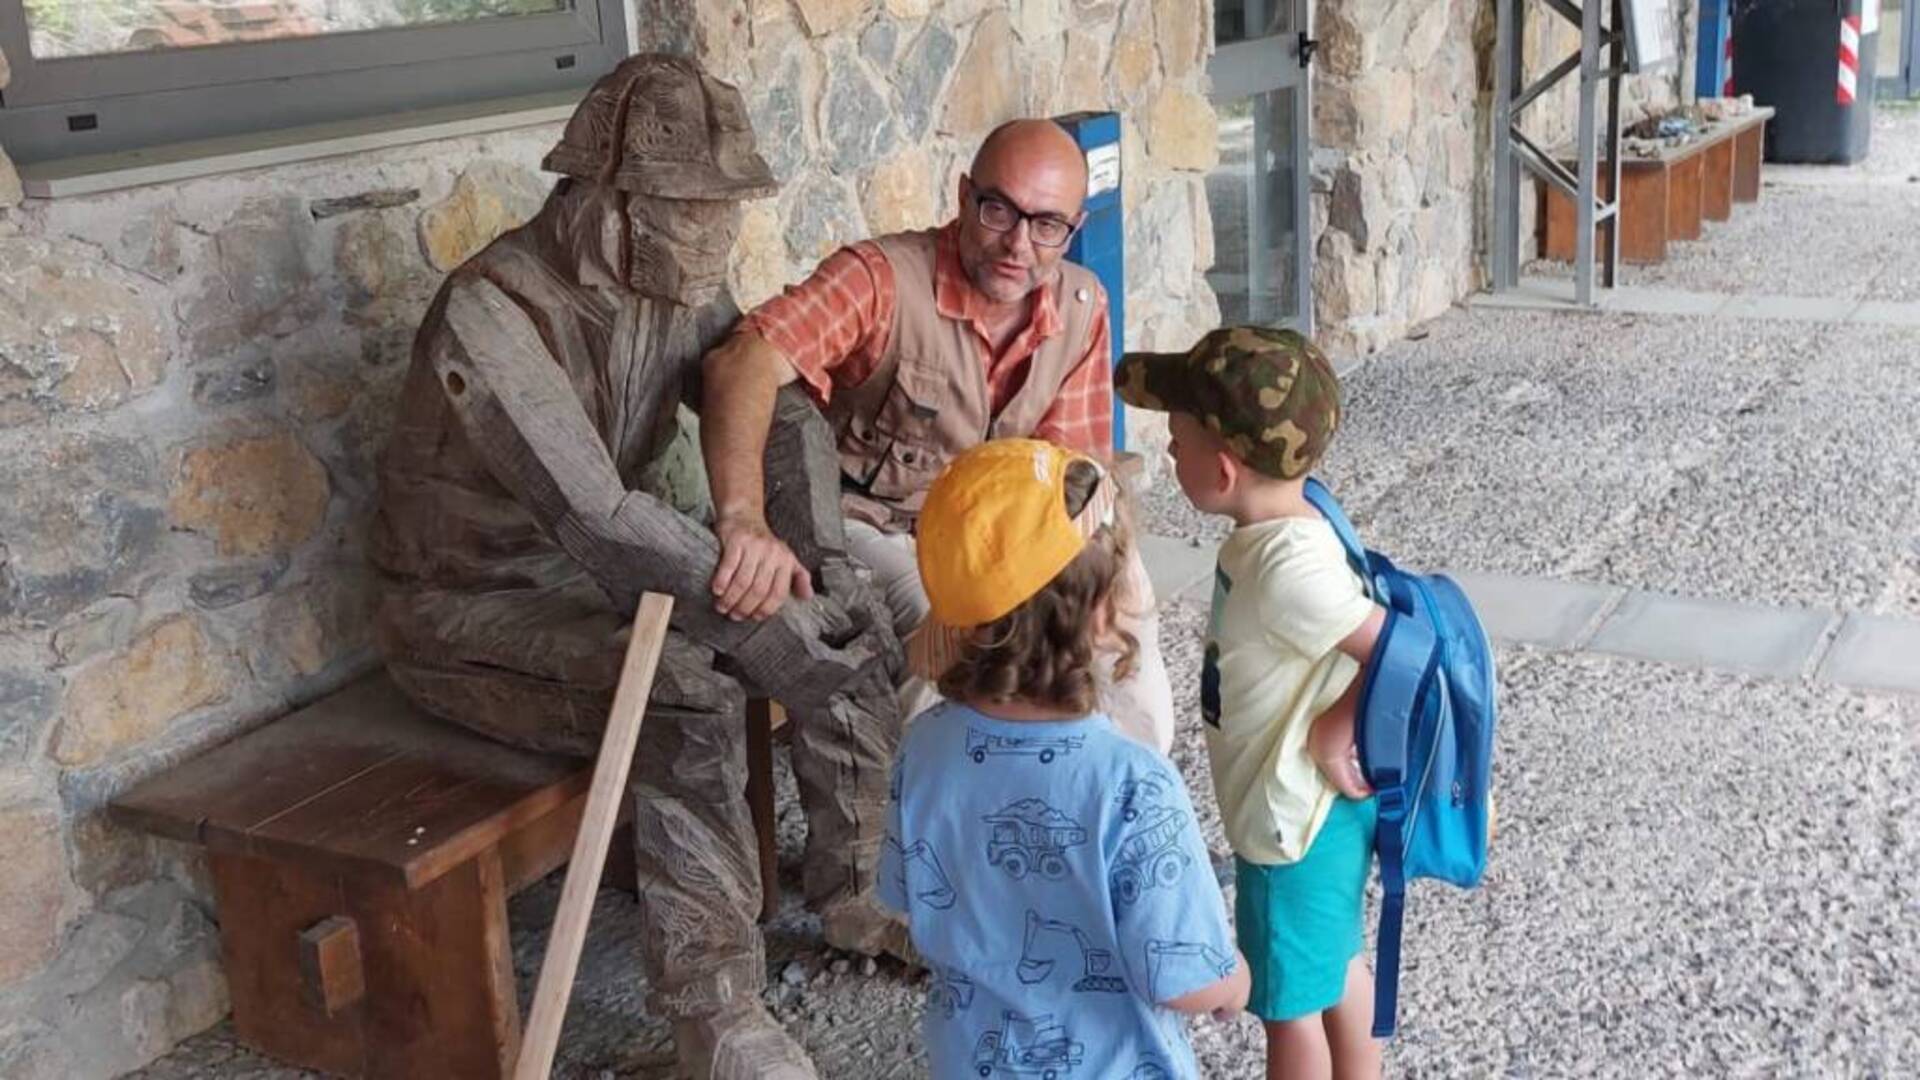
(1162, 949), (1251, 1016)
(1307, 606), (1387, 799)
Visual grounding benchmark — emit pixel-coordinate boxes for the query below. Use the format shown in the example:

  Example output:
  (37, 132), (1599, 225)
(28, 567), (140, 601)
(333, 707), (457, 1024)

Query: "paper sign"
(1087, 144), (1121, 198)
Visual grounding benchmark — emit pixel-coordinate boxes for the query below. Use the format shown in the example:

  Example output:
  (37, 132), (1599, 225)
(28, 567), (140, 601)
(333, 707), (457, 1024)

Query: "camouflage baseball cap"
(1116, 325), (1341, 481)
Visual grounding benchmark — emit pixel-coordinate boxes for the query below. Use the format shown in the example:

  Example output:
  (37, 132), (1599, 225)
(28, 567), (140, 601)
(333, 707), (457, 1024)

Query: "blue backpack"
(1303, 478), (1497, 1038)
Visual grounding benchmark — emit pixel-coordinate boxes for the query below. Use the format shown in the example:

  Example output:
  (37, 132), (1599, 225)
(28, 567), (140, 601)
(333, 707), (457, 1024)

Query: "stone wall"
(0, 0), (1218, 1070)
(636, 0), (1222, 455)
(1310, 0), (1695, 356)
(0, 124), (562, 1077)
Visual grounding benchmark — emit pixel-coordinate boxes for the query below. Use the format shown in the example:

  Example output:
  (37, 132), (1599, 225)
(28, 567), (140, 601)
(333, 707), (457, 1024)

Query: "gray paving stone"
(1137, 532), (1216, 605)
(1449, 570), (1622, 649)
(1601, 286), (1729, 317)
(1586, 591), (1835, 678)
(1817, 614), (1920, 694)
(1718, 293), (1862, 323)
(1849, 300), (1920, 327)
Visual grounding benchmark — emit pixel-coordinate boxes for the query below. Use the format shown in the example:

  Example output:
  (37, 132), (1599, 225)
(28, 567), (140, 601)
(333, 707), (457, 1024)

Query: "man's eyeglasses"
(970, 188), (1078, 248)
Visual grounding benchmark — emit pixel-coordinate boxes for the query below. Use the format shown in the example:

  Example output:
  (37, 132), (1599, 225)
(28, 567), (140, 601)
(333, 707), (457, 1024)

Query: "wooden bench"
(112, 673), (785, 1079)
(1541, 108), (1774, 265)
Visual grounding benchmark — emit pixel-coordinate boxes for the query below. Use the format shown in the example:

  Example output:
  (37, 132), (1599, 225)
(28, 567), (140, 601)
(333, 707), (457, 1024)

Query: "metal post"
(1604, 0), (1625, 289)
(1493, 0), (1518, 289)
(1574, 0), (1601, 306)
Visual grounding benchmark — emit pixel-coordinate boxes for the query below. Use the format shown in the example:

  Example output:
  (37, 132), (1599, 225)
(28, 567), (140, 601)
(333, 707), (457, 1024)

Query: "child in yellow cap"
(877, 438), (1248, 1079)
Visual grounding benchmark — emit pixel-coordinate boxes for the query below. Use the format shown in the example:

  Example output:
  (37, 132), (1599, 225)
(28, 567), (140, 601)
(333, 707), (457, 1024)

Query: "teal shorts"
(1234, 796), (1377, 1023)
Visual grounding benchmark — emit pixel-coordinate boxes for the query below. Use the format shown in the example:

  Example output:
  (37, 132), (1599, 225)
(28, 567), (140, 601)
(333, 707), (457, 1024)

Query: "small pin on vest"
(1075, 287), (1090, 303)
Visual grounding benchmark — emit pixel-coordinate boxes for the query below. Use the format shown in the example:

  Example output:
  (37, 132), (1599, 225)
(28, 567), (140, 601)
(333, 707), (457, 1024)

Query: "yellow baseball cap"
(915, 438), (1116, 630)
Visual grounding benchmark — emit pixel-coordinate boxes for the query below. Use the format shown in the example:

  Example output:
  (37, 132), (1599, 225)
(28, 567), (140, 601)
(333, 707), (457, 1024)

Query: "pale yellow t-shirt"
(1203, 516), (1374, 865)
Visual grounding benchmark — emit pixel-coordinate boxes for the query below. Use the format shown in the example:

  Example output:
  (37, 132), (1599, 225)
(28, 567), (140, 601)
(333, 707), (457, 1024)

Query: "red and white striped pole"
(1838, 10), (1862, 105)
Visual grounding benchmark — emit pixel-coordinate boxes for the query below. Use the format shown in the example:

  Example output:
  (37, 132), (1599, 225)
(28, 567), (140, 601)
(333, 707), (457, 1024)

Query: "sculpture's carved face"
(624, 193), (742, 305)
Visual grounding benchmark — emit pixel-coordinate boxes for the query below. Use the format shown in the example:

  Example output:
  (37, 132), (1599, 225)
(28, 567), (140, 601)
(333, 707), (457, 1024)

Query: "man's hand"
(1307, 698), (1373, 800)
(712, 513), (815, 621)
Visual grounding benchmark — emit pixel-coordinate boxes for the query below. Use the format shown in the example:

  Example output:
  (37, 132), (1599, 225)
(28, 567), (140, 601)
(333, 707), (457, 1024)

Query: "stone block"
(0, 669), (54, 765)
(0, 804), (67, 987)
(1151, 0), (1203, 79)
(60, 765), (156, 896)
(1404, 0), (1452, 69)
(1588, 592), (1832, 679)
(1108, 0), (1156, 105)
(895, 21), (958, 142)
(417, 162), (546, 273)
(784, 171), (865, 266)
(1351, 67), (1415, 145)
(50, 909), (146, 998)
(860, 14), (899, 65)
(861, 148), (940, 236)
(187, 555), (292, 612)
(179, 196), (322, 358)
(941, 12), (1020, 137)
(0, 146), (19, 210)
(883, 0), (928, 18)
(0, 237), (171, 423)
(794, 0), (869, 36)
(1125, 180), (1195, 300)
(168, 432), (330, 558)
(51, 598), (141, 667)
(190, 354), (276, 407)
(335, 210), (428, 326)
(729, 201), (789, 310)
(1816, 615), (1920, 694)
(163, 948), (228, 1046)
(749, 53), (813, 183)
(1314, 80), (1359, 149)
(1188, 176), (1214, 272)
(1144, 86), (1218, 171)
(52, 616), (230, 768)
(1447, 571), (1621, 650)
(1012, 0), (1064, 43)
(1057, 30), (1108, 113)
(0, 431), (163, 627)
(824, 51), (900, 175)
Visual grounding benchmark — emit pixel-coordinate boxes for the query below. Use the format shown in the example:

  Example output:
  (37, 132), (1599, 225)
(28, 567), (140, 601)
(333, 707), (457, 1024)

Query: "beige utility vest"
(826, 229), (1103, 530)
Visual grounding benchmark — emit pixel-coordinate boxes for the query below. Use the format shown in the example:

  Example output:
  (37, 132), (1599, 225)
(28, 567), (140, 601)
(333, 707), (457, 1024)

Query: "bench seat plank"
(112, 674), (588, 888)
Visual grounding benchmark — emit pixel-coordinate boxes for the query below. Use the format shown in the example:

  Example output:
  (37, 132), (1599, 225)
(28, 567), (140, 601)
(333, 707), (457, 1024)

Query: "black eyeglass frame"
(965, 183), (1082, 249)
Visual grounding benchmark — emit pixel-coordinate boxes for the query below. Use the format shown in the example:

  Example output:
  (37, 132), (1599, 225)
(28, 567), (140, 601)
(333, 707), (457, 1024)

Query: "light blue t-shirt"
(879, 702), (1236, 1080)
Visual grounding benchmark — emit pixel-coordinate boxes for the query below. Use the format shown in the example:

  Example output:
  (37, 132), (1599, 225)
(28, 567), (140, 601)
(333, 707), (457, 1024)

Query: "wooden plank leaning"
(513, 592), (675, 1080)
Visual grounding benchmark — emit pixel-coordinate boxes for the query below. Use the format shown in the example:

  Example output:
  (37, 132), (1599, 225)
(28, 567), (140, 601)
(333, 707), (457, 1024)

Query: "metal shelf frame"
(1492, 0), (1629, 305)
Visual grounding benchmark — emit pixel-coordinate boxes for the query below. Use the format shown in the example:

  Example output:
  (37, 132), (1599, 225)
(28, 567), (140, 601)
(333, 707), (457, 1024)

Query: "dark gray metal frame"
(1492, 0), (1628, 306)
(1206, 0), (1313, 334)
(0, 0), (629, 164)
(1882, 0), (1919, 98)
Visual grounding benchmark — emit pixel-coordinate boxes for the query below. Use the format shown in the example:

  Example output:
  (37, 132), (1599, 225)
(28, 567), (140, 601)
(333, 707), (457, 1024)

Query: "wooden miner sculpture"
(369, 54), (907, 1080)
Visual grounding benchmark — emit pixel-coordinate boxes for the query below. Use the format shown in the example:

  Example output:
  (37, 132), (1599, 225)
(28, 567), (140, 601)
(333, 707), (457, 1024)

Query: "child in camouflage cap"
(1118, 326), (1387, 1079)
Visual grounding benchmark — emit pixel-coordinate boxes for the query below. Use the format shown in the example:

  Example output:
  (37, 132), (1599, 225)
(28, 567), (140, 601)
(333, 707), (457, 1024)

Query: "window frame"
(0, 0), (631, 165)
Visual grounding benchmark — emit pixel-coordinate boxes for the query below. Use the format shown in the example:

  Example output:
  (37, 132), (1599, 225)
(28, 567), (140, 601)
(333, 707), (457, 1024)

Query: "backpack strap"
(1357, 611), (1443, 1039)
(1302, 478), (1369, 590)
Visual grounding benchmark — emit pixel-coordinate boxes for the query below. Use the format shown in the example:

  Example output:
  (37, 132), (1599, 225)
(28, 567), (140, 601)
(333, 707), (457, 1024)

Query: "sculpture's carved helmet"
(545, 53), (776, 201)
(544, 54), (776, 302)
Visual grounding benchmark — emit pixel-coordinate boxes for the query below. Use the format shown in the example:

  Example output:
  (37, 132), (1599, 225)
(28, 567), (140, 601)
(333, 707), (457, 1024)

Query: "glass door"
(1205, 0), (1313, 332)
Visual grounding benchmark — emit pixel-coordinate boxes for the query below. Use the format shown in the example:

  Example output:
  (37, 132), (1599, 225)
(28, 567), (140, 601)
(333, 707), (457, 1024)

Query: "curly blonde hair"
(936, 460), (1140, 713)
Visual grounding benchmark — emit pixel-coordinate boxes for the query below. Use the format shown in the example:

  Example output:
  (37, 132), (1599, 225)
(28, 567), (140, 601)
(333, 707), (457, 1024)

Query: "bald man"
(700, 118), (1173, 750)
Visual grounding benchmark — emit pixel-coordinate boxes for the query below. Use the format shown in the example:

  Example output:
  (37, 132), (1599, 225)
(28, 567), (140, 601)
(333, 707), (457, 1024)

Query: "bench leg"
(747, 698), (781, 923)
(211, 851), (520, 1079)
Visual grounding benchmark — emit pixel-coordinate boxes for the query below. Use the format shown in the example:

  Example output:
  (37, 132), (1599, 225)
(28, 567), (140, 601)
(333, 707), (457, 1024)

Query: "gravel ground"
(129, 103), (1920, 1080)
(131, 638), (1920, 1079)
